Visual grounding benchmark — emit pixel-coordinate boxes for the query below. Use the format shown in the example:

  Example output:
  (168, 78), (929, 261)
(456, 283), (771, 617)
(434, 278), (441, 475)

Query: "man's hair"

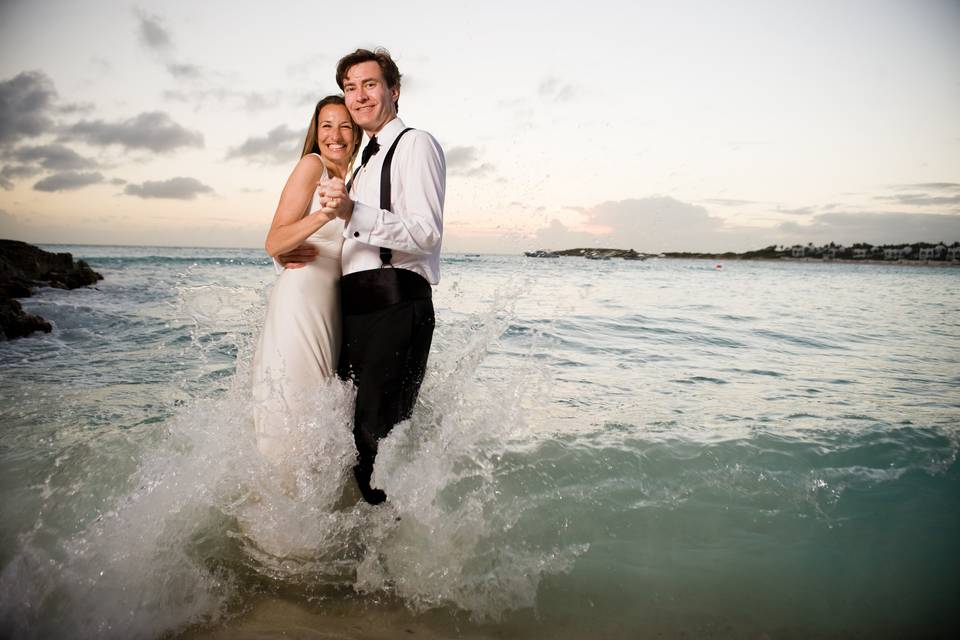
(336, 48), (401, 111)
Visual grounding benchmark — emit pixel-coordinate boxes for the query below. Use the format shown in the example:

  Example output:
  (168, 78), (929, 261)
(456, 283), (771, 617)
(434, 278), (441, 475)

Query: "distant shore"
(523, 246), (960, 268)
(663, 256), (960, 268)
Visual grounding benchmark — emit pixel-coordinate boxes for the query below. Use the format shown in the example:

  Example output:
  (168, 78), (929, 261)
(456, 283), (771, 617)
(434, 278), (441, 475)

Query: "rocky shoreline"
(525, 248), (650, 260)
(525, 247), (959, 267)
(661, 255), (960, 268)
(0, 239), (103, 340)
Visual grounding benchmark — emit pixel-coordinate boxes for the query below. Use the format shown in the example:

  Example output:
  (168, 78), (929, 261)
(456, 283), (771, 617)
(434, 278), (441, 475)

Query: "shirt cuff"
(343, 201), (383, 244)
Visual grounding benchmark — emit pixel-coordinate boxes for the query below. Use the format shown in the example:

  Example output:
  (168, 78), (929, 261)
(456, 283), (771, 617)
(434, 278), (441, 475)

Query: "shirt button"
(353, 231), (360, 238)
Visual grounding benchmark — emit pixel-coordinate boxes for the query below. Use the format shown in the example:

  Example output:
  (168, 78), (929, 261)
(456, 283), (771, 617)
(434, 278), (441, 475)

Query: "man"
(285, 48), (445, 504)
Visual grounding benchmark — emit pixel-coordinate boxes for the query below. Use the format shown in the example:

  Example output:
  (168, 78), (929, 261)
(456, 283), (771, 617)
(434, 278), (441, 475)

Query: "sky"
(1, 0), (958, 253)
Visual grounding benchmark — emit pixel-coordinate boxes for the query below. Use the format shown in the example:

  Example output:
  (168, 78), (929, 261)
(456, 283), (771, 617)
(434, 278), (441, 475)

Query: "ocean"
(1, 245), (958, 639)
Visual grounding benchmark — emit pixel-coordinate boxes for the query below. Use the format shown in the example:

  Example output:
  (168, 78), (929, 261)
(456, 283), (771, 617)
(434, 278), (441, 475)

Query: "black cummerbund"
(340, 267), (432, 316)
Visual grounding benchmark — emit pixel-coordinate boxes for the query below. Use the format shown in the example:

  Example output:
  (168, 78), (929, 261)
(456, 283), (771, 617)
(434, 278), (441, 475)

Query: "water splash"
(0, 283), (584, 639)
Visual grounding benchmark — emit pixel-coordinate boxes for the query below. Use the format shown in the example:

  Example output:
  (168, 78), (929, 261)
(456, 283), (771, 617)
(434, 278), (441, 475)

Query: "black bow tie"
(360, 136), (380, 166)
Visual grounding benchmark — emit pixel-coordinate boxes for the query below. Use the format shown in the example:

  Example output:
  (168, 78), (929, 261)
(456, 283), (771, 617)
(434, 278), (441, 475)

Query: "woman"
(252, 95), (361, 467)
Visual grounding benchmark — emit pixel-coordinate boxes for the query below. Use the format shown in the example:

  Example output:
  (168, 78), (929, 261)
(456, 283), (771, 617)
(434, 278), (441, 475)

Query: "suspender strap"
(378, 128), (414, 266)
(347, 164), (361, 193)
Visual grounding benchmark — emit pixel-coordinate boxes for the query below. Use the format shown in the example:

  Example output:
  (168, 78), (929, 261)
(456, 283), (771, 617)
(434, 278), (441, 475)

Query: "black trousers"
(337, 272), (434, 504)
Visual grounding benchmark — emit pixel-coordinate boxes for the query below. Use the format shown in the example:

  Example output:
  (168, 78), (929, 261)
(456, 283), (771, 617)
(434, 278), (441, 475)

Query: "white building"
(883, 247), (903, 259)
(917, 245), (946, 260)
(791, 245), (805, 257)
(853, 248), (869, 259)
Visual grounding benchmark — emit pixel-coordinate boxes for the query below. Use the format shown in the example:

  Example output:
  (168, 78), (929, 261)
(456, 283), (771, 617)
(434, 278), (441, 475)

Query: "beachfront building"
(791, 245), (805, 257)
(948, 246), (960, 261)
(853, 248), (869, 259)
(883, 247), (908, 260)
(916, 244), (948, 260)
(821, 244), (841, 259)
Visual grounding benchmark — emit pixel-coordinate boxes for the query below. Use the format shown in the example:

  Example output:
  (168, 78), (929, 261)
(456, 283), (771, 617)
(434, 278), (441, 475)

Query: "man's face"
(343, 60), (399, 135)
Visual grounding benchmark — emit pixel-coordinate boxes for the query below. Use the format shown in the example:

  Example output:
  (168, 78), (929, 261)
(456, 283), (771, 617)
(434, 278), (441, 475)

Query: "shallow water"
(1, 246), (958, 639)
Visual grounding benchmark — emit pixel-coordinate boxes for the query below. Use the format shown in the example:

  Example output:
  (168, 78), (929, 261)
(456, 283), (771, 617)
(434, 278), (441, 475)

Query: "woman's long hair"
(300, 95), (362, 162)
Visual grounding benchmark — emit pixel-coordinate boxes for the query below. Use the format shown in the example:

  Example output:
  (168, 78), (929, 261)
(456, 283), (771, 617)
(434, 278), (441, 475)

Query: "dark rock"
(0, 298), (52, 339)
(542, 247), (651, 260)
(0, 239), (103, 340)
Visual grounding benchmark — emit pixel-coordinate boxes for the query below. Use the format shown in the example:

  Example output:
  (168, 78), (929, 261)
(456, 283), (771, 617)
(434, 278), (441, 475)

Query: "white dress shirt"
(343, 117), (445, 284)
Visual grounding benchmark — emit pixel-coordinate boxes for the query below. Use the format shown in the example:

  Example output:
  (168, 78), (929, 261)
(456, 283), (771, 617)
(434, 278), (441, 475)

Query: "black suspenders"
(348, 127), (414, 267)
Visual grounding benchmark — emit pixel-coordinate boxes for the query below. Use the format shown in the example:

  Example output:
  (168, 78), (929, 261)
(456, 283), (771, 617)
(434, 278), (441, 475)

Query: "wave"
(0, 284), (588, 639)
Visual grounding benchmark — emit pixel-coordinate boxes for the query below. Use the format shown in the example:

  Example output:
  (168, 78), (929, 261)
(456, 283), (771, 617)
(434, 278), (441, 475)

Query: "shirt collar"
(366, 117), (406, 152)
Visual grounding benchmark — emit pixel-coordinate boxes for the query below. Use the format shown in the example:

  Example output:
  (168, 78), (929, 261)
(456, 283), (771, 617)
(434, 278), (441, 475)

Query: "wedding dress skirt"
(252, 186), (345, 467)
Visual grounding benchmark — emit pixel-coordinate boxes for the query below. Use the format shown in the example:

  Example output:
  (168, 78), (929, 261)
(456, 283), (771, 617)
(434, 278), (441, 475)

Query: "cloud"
(532, 197), (741, 252)
(876, 193), (960, 207)
(531, 197), (960, 253)
(446, 145), (494, 178)
(61, 111), (203, 152)
(123, 176), (213, 199)
(594, 197), (725, 243)
(778, 211), (960, 245)
(166, 62), (203, 79)
(538, 75), (576, 102)
(0, 164), (43, 190)
(10, 144), (98, 171)
(531, 218), (602, 248)
(779, 205), (817, 216)
(0, 71), (58, 146)
(892, 182), (960, 191)
(227, 125), (301, 164)
(136, 11), (172, 51)
(871, 182), (960, 210)
(33, 171), (105, 192)
(135, 10), (206, 81)
(57, 101), (95, 115)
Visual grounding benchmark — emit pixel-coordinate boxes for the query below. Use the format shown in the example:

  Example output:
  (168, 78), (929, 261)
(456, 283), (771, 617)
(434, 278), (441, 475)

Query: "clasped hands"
(317, 176), (352, 221)
(278, 177), (352, 269)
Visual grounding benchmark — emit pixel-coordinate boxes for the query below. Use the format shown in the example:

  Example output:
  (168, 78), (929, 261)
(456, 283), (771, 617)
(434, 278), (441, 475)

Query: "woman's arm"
(264, 155), (334, 258)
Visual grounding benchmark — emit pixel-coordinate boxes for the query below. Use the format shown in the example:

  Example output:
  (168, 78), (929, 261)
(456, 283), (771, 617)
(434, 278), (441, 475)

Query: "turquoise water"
(1, 246), (958, 639)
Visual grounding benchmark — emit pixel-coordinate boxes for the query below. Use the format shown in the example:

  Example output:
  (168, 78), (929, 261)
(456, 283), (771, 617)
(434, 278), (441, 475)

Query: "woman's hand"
(318, 177), (353, 221)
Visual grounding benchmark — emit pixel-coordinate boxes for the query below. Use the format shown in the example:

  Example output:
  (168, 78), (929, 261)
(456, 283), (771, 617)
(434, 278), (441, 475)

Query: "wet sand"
(177, 596), (505, 640)
(174, 594), (936, 640)
(175, 594), (663, 640)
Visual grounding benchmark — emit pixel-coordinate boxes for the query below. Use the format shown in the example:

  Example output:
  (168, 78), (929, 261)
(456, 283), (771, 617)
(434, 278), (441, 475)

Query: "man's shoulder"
(398, 128), (443, 156)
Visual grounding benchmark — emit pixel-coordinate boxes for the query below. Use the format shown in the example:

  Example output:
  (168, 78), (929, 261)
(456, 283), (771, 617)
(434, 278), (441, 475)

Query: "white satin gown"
(252, 164), (344, 465)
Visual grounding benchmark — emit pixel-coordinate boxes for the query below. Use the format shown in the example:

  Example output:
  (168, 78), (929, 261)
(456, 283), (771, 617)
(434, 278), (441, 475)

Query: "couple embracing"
(252, 48), (445, 506)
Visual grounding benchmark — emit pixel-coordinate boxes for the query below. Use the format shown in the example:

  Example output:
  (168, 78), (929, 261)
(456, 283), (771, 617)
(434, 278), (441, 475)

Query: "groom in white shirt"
(313, 48), (445, 504)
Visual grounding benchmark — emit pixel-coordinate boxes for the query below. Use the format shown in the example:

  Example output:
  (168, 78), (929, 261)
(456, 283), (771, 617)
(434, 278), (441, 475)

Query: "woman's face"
(316, 103), (356, 164)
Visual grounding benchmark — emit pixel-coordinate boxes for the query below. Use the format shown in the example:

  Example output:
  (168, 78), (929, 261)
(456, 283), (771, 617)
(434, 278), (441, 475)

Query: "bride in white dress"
(252, 96), (360, 469)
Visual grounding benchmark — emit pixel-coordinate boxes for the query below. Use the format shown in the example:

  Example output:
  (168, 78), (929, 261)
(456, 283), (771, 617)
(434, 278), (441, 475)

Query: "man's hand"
(276, 242), (317, 269)
(318, 177), (354, 222)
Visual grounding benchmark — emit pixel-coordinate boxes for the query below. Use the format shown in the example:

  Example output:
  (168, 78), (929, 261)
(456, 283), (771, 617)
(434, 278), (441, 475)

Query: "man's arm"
(344, 132), (445, 255)
(273, 243), (319, 271)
